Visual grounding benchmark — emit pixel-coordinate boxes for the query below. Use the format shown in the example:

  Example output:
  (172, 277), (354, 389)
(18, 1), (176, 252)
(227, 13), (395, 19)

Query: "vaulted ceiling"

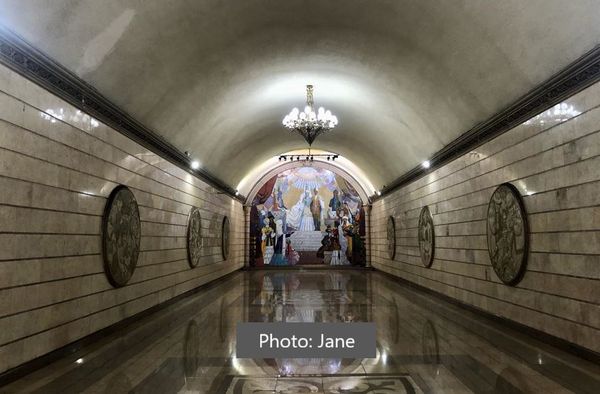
(1, 0), (599, 189)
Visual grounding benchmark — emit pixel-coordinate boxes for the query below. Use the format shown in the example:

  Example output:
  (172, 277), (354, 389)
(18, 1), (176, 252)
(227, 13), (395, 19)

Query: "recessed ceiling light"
(191, 160), (200, 170)
(422, 160), (431, 169)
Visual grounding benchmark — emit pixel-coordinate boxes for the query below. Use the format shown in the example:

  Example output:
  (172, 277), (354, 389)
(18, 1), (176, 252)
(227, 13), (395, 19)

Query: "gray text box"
(236, 322), (376, 358)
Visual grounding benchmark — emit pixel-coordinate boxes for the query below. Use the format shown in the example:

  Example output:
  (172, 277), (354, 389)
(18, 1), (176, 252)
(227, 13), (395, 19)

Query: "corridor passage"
(2, 270), (599, 394)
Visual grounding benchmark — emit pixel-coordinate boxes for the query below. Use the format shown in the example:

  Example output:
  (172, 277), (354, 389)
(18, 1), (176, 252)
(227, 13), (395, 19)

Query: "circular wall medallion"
(387, 216), (396, 260)
(102, 185), (141, 287)
(487, 183), (529, 285)
(418, 206), (435, 267)
(186, 207), (203, 268)
(222, 216), (230, 260)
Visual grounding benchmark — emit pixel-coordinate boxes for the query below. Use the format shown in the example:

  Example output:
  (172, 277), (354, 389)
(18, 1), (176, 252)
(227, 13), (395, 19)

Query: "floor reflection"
(1, 270), (599, 394)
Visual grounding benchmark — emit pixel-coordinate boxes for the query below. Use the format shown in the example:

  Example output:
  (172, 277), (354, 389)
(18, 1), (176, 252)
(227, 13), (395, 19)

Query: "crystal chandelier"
(282, 85), (338, 145)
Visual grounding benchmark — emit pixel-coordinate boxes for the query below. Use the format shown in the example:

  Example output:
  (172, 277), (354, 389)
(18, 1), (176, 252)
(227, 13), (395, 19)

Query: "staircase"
(288, 231), (324, 251)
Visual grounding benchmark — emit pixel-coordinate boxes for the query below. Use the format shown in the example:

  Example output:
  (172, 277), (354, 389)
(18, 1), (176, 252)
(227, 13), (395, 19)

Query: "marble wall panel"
(371, 80), (600, 354)
(0, 64), (244, 374)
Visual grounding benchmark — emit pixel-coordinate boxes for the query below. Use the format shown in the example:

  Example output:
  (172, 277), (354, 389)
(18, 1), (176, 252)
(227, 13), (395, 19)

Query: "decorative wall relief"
(418, 206), (435, 267)
(102, 185), (141, 287)
(222, 216), (230, 260)
(387, 216), (396, 260)
(487, 183), (529, 285)
(186, 207), (203, 268)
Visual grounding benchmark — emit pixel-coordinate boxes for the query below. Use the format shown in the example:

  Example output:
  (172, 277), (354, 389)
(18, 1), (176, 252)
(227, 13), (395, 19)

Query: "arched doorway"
(246, 163), (370, 267)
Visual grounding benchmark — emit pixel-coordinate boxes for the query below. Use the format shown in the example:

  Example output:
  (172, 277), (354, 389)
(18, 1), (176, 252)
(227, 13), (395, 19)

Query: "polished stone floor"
(1, 270), (599, 393)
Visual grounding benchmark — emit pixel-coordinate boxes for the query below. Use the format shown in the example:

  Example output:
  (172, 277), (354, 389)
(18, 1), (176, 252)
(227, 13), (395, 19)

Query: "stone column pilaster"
(363, 204), (372, 268)
(243, 204), (251, 268)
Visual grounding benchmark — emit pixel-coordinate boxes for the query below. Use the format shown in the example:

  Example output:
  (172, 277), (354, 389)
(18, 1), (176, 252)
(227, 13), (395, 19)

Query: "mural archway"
(246, 163), (368, 267)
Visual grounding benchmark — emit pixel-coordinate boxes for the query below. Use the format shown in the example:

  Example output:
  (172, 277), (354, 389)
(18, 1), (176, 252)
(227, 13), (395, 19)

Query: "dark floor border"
(376, 269), (600, 365)
(0, 268), (242, 387)
(375, 44), (600, 199)
(0, 24), (239, 199)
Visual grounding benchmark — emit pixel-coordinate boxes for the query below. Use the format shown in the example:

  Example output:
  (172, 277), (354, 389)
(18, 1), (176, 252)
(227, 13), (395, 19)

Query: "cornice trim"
(375, 44), (600, 200)
(0, 25), (240, 199)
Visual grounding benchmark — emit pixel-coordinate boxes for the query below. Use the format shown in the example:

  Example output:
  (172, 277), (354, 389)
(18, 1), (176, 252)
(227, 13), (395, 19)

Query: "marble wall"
(0, 64), (245, 374)
(371, 80), (600, 354)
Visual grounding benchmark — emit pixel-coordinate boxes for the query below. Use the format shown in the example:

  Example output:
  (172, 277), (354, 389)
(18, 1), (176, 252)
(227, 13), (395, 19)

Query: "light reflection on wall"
(41, 108), (100, 127)
(524, 103), (581, 125)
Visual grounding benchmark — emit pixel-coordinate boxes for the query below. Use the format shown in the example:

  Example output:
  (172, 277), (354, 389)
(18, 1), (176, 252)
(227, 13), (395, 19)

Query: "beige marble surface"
(0, 64), (245, 374)
(371, 79), (600, 355)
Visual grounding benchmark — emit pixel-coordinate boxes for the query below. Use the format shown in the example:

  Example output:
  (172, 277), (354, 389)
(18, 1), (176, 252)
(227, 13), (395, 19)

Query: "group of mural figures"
(101, 184), (230, 288)
(387, 182), (529, 286)
(250, 167), (366, 266)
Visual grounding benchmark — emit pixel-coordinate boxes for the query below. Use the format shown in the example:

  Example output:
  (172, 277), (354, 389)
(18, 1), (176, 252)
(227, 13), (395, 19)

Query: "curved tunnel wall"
(0, 64), (245, 374)
(371, 80), (600, 355)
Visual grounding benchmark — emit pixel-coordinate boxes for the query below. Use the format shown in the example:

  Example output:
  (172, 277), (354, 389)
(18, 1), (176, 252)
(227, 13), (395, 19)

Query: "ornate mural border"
(486, 182), (529, 286)
(0, 25), (238, 198)
(377, 44), (600, 198)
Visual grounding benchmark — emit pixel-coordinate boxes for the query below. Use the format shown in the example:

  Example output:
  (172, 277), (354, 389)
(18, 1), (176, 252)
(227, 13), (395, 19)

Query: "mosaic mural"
(102, 185), (141, 287)
(418, 206), (435, 267)
(487, 183), (529, 285)
(387, 216), (396, 260)
(186, 207), (203, 268)
(249, 166), (364, 266)
(222, 216), (230, 260)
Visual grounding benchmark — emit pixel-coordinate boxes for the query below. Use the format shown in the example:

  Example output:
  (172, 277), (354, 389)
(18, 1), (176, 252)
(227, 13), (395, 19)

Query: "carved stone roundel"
(187, 207), (203, 268)
(102, 185), (141, 287)
(487, 183), (529, 285)
(418, 206), (435, 267)
(222, 216), (230, 260)
(387, 216), (396, 260)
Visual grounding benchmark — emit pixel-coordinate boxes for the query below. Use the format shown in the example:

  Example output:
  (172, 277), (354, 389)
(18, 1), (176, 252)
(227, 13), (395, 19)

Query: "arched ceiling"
(1, 1), (600, 189)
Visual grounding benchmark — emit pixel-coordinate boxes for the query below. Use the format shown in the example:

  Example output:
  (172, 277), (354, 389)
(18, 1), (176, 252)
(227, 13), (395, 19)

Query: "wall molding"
(376, 44), (600, 199)
(0, 25), (239, 199)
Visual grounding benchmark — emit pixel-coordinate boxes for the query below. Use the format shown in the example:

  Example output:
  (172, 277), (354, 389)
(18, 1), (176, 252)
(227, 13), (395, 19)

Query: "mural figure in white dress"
(288, 189), (316, 231)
